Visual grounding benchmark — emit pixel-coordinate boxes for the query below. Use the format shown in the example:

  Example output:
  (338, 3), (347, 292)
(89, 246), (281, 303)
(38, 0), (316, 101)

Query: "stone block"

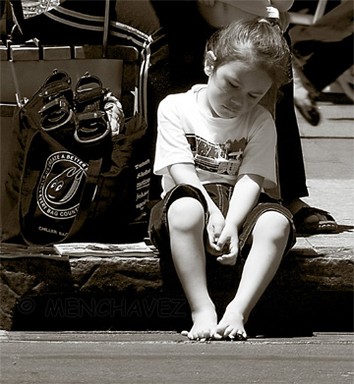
(0, 244), (353, 333)
(0, 255), (73, 330)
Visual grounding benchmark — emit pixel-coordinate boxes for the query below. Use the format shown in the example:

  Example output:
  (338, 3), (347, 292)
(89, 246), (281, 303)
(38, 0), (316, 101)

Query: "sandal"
(294, 99), (321, 127)
(73, 72), (111, 158)
(293, 207), (338, 234)
(74, 111), (111, 145)
(39, 69), (74, 133)
(74, 72), (108, 114)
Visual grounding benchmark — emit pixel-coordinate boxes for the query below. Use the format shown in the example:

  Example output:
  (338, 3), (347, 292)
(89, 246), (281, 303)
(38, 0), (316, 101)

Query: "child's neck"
(197, 87), (218, 118)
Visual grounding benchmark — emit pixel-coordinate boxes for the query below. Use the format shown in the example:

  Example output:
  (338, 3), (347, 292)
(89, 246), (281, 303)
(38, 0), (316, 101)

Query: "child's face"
(205, 61), (272, 118)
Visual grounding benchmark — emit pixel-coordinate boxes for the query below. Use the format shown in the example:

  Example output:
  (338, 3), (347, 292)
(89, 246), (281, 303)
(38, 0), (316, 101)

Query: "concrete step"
(1, 239), (353, 336)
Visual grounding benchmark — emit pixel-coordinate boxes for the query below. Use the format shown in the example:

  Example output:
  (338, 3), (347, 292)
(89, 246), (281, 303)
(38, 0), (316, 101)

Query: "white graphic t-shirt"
(154, 85), (277, 197)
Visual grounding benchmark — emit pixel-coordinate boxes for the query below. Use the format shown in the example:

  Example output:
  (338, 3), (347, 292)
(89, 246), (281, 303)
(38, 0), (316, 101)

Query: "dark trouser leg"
(302, 34), (354, 92)
(150, 0), (211, 90)
(275, 80), (309, 202)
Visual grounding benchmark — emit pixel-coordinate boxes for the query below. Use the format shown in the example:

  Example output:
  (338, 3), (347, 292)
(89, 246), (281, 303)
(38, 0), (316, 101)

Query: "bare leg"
(215, 211), (290, 340)
(293, 63), (321, 126)
(168, 197), (217, 340)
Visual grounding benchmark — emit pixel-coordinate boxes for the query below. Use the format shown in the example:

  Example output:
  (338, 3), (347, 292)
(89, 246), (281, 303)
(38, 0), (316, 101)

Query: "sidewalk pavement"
(293, 100), (353, 253)
(1, 330), (353, 384)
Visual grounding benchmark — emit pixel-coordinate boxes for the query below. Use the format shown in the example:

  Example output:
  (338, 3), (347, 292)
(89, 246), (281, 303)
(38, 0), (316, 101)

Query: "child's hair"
(205, 18), (291, 88)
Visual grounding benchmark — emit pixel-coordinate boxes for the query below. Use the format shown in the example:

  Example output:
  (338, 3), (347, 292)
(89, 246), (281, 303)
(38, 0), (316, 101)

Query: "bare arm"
(270, 1), (294, 12)
(225, 174), (263, 230)
(215, 174), (263, 265)
(198, 0), (294, 12)
(197, 0), (294, 27)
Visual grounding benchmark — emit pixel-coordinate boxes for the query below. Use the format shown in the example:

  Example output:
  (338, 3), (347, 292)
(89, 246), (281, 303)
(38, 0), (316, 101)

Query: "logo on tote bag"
(37, 151), (88, 220)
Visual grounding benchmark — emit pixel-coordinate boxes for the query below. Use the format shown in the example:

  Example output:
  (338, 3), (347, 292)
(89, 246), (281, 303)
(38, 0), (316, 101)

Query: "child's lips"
(223, 104), (239, 114)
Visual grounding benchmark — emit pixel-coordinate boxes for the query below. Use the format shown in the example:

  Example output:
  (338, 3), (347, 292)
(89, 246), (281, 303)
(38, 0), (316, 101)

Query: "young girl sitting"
(148, 18), (296, 341)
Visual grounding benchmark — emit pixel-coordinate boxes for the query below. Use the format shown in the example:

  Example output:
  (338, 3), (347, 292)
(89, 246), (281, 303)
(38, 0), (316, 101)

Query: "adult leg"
(290, 0), (353, 49)
(293, 34), (354, 127)
(276, 79), (309, 202)
(301, 34), (354, 92)
(278, 35), (338, 233)
(167, 197), (217, 340)
(290, 1), (353, 125)
(150, 0), (211, 90)
(215, 211), (290, 339)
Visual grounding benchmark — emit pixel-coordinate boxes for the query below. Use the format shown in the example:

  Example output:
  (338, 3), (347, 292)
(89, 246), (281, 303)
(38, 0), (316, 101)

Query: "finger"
(217, 254), (237, 266)
(215, 231), (227, 247)
(217, 235), (233, 255)
(230, 244), (239, 257)
(210, 230), (221, 247)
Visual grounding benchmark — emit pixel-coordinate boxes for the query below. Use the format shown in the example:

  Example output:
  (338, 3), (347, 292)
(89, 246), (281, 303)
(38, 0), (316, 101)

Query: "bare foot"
(214, 308), (247, 340)
(181, 307), (217, 341)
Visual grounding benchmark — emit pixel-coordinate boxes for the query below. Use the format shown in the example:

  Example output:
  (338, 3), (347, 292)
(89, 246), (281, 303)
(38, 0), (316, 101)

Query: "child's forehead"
(218, 60), (263, 75)
(216, 61), (273, 89)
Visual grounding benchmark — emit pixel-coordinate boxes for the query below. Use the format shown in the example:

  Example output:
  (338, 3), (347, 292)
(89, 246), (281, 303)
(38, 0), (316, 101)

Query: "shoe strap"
(75, 87), (107, 111)
(75, 112), (111, 144)
(39, 97), (70, 116)
(39, 70), (72, 101)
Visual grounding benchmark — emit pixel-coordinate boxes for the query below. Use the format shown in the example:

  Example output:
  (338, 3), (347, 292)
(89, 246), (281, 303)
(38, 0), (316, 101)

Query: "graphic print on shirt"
(186, 134), (247, 176)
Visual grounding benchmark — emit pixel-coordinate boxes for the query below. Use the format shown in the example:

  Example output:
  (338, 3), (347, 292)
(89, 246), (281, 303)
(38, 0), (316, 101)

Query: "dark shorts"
(148, 183), (296, 259)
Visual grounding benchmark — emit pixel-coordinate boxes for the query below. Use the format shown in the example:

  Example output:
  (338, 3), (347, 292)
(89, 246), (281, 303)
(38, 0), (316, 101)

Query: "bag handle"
(102, 0), (111, 58)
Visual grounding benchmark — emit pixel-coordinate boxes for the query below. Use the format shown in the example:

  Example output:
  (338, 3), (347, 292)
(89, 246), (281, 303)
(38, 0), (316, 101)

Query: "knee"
(254, 211), (290, 242)
(167, 197), (205, 232)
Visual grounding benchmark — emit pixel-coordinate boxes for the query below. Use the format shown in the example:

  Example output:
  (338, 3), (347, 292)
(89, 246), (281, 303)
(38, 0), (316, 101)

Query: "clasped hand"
(206, 211), (239, 266)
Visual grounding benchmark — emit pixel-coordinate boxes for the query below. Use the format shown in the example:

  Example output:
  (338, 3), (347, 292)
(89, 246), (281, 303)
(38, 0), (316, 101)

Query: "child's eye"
(229, 82), (238, 88)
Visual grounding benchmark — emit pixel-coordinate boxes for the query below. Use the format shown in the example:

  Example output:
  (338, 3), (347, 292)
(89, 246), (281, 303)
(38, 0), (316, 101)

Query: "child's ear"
(204, 50), (216, 77)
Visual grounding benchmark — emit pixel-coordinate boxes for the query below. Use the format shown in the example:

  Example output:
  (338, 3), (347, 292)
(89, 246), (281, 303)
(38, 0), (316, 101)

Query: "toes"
(181, 328), (214, 341)
(181, 330), (188, 337)
(229, 330), (247, 341)
(221, 325), (233, 338)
